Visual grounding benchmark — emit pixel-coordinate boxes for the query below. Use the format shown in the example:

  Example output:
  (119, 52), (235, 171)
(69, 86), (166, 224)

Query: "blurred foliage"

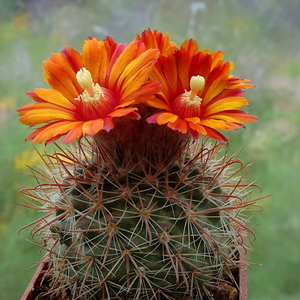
(0, 0), (299, 299)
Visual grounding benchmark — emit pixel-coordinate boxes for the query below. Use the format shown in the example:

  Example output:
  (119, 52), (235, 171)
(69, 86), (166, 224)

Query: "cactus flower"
(17, 37), (161, 144)
(139, 32), (257, 141)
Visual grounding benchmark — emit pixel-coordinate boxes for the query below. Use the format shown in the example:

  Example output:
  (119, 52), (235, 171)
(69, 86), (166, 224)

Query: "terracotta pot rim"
(21, 255), (49, 300)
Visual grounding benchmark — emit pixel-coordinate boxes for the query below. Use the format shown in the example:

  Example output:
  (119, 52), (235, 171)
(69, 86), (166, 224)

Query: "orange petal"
(150, 59), (171, 101)
(200, 119), (240, 130)
(167, 119), (188, 133)
(61, 46), (84, 72)
(118, 48), (159, 89)
(108, 40), (141, 89)
(51, 121), (83, 137)
(47, 52), (82, 92)
(18, 102), (73, 115)
(82, 38), (108, 85)
(210, 50), (225, 69)
(227, 78), (255, 89)
(122, 81), (162, 105)
(43, 60), (80, 101)
(26, 91), (46, 103)
(120, 60), (158, 101)
(108, 107), (138, 118)
(156, 112), (179, 125)
(32, 121), (82, 143)
(145, 97), (170, 110)
(180, 39), (199, 56)
(82, 119), (104, 136)
(137, 28), (177, 55)
(201, 126), (228, 141)
(24, 124), (51, 142)
(188, 122), (207, 136)
(205, 97), (249, 115)
(62, 123), (84, 143)
(202, 75), (228, 105)
(19, 108), (76, 126)
(34, 89), (77, 110)
(209, 110), (258, 123)
(45, 134), (65, 145)
(161, 55), (178, 97)
(185, 117), (201, 124)
(190, 52), (212, 83)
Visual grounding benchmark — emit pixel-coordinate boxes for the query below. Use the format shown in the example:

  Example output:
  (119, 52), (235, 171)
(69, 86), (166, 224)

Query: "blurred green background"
(1, 0), (299, 299)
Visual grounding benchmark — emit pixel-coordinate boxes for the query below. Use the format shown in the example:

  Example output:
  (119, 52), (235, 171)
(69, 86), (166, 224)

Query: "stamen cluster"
(76, 67), (104, 102)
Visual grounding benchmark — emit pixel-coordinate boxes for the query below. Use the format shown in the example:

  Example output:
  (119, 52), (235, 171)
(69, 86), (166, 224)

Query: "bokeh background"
(1, 0), (299, 299)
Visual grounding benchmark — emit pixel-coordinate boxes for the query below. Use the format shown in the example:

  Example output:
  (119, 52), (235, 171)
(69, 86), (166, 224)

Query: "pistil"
(181, 75), (205, 106)
(76, 68), (104, 103)
(189, 75), (205, 100)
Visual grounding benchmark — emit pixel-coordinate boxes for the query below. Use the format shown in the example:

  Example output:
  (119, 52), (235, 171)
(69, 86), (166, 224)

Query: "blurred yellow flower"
(14, 148), (42, 170)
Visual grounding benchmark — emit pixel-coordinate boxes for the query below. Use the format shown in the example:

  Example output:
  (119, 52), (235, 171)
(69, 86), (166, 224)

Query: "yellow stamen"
(75, 68), (104, 103)
(76, 67), (95, 96)
(189, 75), (205, 100)
(181, 75), (205, 106)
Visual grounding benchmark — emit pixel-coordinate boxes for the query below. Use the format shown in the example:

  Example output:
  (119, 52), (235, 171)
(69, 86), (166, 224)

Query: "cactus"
(18, 29), (258, 300)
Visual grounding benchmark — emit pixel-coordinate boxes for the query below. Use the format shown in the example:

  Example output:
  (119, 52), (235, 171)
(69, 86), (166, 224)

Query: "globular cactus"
(20, 137), (257, 300)
(18, 29), (259, 300)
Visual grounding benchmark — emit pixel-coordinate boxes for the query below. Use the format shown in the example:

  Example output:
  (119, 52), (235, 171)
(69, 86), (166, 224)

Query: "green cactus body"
(22, 139), (255, 300)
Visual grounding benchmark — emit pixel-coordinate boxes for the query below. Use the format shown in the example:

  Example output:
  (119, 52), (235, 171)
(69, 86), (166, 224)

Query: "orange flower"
(140, 35), (257, 141)
(136, 28), (177, 56)
(17, 37), (160, 144)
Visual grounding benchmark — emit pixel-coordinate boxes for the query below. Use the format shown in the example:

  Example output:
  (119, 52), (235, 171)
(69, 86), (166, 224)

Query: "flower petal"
(201, 126), (228, 141)
(108, 107), (138, 118)
(188, 122), (207, 136)
(19, 108), (76, 126)
(156, 112), (179, 125)
(209, 110), (258, 123)
(43, 54), (82, 100)
(82, 38), (116, 85)
(31, 121), (82, 143)
(123, 81), (162, 105)
(61, 46), (84, 72)
(34, 89), (77, 110)
(168, 119), (188, 133)
(200, 119), (240, 130)
(205, 97), (249, 115)
(107, 40), (140, 89)
(82, 119), (104, 136)
(137, 28), (177, 56)
(62, 123), (84, 143)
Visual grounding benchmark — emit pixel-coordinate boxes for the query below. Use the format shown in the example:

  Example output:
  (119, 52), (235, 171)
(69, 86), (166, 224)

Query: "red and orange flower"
(18, 30), (257, 144)
(136, 28), (177, 57)
(138, 30), (257, 141)
(17, 37), (160, 144)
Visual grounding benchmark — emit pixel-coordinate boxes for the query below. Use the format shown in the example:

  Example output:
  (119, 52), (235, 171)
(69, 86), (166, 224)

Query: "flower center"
(181, 75), (205, 107)
(75, 67), (104, 103)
